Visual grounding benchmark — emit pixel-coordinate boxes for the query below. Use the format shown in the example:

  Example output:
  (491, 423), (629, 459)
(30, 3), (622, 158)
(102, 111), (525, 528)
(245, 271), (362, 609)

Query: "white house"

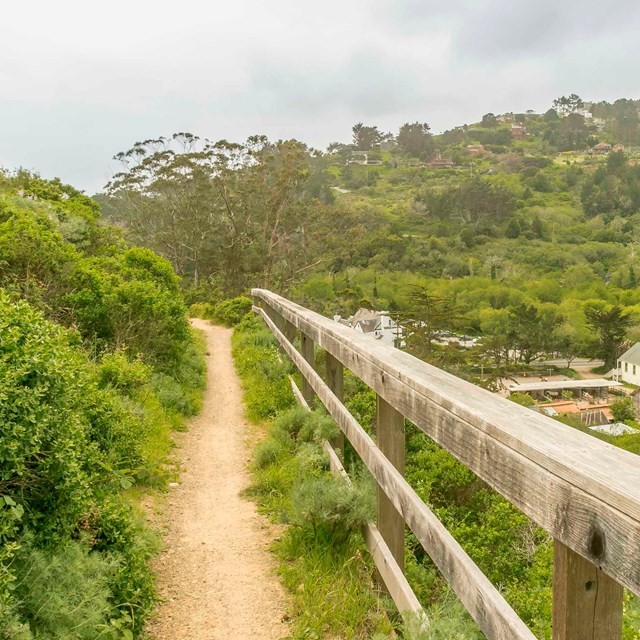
(334, 308), (405, 348)
(618, 343), (640, 385)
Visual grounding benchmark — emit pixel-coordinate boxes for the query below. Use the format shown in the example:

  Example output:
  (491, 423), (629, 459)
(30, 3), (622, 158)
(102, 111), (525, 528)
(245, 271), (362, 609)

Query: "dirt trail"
(146, 319), (287, 640)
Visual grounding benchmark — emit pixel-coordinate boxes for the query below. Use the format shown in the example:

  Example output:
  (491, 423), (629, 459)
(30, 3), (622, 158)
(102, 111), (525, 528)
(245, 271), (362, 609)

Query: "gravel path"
(146, 319), (288, 640)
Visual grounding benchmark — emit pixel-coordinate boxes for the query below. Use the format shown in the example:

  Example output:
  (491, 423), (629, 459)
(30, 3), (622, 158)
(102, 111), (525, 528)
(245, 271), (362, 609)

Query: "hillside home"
(427, 151), (455, 168)
(466, 144), (486, 157)
(618, 343), (640, 385)
(511, 125), (527, 140)
(347, 151), (368, 165)
(613, 144), (625, 152)
(589, 142), (612, 155)
(334, 308), (405, 348)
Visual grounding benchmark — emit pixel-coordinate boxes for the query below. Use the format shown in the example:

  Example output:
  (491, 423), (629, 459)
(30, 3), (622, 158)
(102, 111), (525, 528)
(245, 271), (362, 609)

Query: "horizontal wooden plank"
(253, 291), (640, 595)
(259, 307), (535, 640)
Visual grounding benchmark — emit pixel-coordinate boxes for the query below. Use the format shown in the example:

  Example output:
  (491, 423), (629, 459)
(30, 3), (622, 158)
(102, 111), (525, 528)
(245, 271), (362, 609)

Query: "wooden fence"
(252, 288), (640, 640)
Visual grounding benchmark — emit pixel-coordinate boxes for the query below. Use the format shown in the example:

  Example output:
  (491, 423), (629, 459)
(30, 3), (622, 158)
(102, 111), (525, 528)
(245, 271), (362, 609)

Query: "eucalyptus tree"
(107, 133), (336, 294)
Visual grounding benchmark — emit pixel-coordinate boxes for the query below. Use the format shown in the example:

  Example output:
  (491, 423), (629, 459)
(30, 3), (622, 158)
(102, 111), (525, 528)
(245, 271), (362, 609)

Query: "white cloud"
(0, 0), (639, 191)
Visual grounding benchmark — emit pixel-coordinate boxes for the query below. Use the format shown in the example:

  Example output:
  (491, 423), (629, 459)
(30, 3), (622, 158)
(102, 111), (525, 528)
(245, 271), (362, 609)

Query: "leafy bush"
(0, 292), (202, 637)
(212, 296), (252, 326)
(612, 396), (636, 422)
(290, 473), (374, 543)
(188, 302), (214, 319)
(98, 351), (151, 395)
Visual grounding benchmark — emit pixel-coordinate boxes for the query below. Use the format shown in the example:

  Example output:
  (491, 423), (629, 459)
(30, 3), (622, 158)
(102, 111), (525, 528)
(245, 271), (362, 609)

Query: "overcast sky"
(2, 0), (640, 193)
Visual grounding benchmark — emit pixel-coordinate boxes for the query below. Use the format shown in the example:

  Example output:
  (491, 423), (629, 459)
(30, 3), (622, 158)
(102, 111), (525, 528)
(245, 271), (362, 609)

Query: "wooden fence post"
(552, 540), (623, 640)
(325, 352), (345, 456)
(283, 318), (297, 346)
(300, 332), (315, 406)
(376, 395), (405, 577)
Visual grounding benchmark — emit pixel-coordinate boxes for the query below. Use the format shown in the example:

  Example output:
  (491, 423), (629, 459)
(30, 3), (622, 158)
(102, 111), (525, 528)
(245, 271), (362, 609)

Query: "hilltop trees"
(552, 94), (585, 115)
(351, 123), (386, 150)
(481, 113), (498, 128)
(397, 122), (434, 158)
(106, 133), (345, 294)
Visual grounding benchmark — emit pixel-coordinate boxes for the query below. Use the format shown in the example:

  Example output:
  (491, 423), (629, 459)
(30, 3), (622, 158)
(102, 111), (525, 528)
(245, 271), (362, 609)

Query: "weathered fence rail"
(253, 288), (640, 640)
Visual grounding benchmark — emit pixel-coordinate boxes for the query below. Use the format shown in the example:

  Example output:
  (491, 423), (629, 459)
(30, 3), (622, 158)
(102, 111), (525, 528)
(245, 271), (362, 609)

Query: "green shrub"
(290, 473), (375, 543)
(0, 293), (158, 636)
(98, 352), (151, 394)
(212, 296), (252, 327)
(11, 537), (113, 640)
(612, 396), (636, 422)
(188, 302), (214, 319)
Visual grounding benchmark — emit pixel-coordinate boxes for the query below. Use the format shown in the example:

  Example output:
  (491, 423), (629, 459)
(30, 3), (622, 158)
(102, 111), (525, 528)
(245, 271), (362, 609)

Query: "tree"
(611, 396), (636, 422)
(401, 287), (462, 359)
(612, 98), (640, 146)
(481, 113), (498, 129)
(583, 303), (633, 369)
(552, 113), (589, 151)
(416, 178), (516, 230)
(106, 134), (344, 294)
(507, 303), (563, 364)
(397, 122), (434, 158)
(352, 123), (384, 151)
(552, 94), (584, 115)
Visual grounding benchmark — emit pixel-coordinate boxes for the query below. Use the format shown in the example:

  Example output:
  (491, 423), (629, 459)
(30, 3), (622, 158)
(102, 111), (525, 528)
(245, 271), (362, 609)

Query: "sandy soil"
(145, 319), (288, 640)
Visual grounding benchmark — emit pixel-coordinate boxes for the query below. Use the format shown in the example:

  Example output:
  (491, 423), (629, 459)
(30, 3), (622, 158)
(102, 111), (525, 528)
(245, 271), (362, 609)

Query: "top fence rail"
(252, 289), (640, 594)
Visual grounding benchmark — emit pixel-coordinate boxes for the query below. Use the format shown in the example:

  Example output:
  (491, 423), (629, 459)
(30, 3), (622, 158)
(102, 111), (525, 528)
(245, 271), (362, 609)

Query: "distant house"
(466, 144), (486, 157)
(589, 142), (612, 155)
(618, 343), (640, 385)
(496, 113), (515, 123)
(347, 151), (368, 165)
(334, 308), (405, 348)
(427, 151), (455, 168)
(612, 144), (625, 152)
(511, 125), (527, 140)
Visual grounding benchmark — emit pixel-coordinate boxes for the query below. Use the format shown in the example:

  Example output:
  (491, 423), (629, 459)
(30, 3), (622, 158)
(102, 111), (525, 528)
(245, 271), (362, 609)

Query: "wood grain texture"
(300, 331), (315, 406)
(253, 291), (640, 596)
(376, 396), (405, 572)
(257, 306), (535, 640)
(326, 352), (345, 455)
(553, 540), (623, 640)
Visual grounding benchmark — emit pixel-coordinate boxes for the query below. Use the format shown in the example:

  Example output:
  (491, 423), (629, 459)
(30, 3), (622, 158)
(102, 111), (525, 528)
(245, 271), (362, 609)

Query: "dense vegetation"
(95, 94), (640, 638)
(0, 171), (205, 639)
(7, 93), (640, 638)
(100, 96), (640, 385)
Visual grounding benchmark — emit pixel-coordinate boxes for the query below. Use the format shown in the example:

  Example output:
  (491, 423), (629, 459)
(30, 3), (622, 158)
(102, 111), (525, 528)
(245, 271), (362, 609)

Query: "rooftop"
(508, 379), (621, 392)
(620, 342), (640, 366)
